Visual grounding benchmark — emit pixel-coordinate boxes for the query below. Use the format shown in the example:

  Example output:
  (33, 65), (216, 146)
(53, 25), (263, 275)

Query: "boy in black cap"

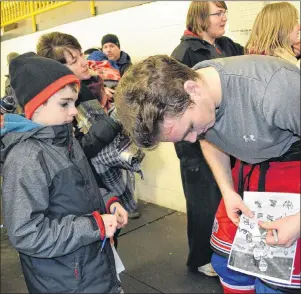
(0, 52), (127, 293)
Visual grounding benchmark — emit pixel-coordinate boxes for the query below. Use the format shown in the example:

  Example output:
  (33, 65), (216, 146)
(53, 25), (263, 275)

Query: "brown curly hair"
(114, 55), (199, 149)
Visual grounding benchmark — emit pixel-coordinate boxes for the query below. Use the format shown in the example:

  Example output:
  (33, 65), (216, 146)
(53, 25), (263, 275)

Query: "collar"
(182, 30), (221, 51)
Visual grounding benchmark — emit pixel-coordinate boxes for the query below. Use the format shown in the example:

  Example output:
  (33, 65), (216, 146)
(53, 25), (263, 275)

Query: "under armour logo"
(243, 135), (256, 142)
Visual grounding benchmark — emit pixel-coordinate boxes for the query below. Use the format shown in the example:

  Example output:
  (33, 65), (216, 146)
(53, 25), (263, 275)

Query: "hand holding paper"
(258, 212), (300, 248)
(223, 190), (254, 226)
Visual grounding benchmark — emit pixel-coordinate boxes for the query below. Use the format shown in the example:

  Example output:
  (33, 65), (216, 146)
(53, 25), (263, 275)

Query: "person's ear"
(184, 80), (199, 96)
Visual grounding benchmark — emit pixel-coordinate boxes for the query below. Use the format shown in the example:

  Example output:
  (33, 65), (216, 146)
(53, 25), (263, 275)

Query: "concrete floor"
(1, 201), (223, 293)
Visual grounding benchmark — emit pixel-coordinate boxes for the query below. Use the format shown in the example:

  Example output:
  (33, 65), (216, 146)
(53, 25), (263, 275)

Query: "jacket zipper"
(67, 125), (106, 213)
(74, 261), (79, 280)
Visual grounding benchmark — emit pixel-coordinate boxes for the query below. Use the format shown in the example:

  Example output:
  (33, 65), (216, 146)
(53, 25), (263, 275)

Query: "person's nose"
(185, 131), (198, 143)
(80, 56), (88, 68)
(69, 106), (78, 117)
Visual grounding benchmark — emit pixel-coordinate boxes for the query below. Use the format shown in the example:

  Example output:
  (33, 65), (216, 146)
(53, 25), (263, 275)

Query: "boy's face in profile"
(31, 85), (78, 126)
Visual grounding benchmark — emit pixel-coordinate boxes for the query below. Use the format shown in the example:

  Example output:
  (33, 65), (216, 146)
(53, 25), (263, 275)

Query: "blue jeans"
(254, 279), (283, 293)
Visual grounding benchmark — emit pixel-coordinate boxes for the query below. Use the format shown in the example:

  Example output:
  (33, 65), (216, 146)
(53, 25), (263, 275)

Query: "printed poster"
(228, 191), (300, 283)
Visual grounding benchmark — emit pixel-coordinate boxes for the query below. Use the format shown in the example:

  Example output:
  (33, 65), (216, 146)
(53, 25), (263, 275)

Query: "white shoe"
(197, 263), (218, 277)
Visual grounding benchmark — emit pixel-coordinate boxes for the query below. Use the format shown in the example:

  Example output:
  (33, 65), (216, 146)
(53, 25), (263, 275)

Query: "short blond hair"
(186, 1), (227, 35)
(246, 2), (298, 56)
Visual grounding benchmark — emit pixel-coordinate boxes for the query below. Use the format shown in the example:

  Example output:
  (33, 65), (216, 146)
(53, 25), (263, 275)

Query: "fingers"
(116, 211), (128, 228)
(264, 229), (293, 247)
(265, 229), (276, 246)
(102, 214), (118, 238)
(239, 202), (254, 218)
(258, 220), (275, 230)
(123, 212), (128, 226)
(107, 92), (113, 98)
(109, 88), (115, 94)
(104, 87), (115, 98)
(229, 212), (241, 226)
(116, 215), (124, 229)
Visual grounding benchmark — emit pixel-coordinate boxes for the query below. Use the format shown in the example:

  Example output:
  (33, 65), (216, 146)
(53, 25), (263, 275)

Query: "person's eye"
(60, 103), (68, 108)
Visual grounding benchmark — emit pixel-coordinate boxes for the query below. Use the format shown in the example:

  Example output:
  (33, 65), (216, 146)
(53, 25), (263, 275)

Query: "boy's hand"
(223, 190), (254, 226)
(110, 202), (128, 229)
(259, 212), (300, 248)
(101, 214), (118, 238)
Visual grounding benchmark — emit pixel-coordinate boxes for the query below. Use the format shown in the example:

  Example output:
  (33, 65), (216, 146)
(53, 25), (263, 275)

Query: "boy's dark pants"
(175, 141), (222, 269)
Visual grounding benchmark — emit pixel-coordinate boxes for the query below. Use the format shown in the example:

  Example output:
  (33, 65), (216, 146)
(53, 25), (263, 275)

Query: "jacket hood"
(181, 30), (230, 54)
(180, 30), (215, 49)
(1, 114), (72, 163)
(118, 51), (131, 65)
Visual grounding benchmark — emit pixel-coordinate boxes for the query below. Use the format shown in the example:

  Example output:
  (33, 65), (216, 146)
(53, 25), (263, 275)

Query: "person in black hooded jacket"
(171, 1), (244, 277)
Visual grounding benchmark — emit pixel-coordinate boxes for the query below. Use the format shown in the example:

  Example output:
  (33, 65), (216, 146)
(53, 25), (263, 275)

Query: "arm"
(75, 114), (122, 159)
(200, 139), (253, 225)
(2, 150), (114, 258)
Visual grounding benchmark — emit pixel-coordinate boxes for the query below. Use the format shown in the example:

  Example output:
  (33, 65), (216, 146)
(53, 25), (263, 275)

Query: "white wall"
(1, 1), (190, 94)
(1, 1), (300, 212)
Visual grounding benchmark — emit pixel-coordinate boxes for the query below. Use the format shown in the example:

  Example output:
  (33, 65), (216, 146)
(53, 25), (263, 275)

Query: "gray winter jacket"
(1, 114), (122, 293)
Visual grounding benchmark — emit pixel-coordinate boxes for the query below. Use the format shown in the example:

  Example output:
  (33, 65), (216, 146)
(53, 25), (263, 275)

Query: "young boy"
(0, 52), (128, 293)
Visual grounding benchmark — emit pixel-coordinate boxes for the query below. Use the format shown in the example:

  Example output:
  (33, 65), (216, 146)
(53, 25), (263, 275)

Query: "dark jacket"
(74, 76), (122, 190)
(171, 34), (244, 69)
(74, 75), (122, 159)
(117, 51), (132, 76)
(1, 114), (122, 293)
(171, 34), (244, 166)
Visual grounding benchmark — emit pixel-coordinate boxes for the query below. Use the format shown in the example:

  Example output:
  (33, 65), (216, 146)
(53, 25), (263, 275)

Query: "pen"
(101, 206), (117, 252)
(272, 229), (279, 244)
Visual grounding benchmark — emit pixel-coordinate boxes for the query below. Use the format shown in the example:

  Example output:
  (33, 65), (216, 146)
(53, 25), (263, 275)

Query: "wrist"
(221, 186), (235, 198)
(106, 196), (120, 213)
(92, 211), (106, 240)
